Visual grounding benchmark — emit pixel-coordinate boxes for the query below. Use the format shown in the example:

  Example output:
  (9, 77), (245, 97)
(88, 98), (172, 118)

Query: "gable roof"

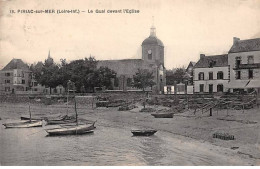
(194, 54), (228, 68)
(229, 38), (260, 53)
(2, 59), (29, 71)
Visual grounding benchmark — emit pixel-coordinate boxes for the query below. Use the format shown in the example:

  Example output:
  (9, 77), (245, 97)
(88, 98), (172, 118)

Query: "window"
(249, 69), (253, 79)
(209, 72), (213, 80)
(217, 84), (223, 92)
(148, 53), (152, 60)
(209, 61), (216, 68)
(22, 80), (25, 84)
(236, 71), (241, 79)
(235, 57), (241, 68)
(198, 72), (204, 80)
(5, 80), (10, 84)
(209, 84), (213, 93)
(217, 71), (223, 79)
(5, 73), (10, 76)
(199, 84), (204, 92)
(248, 56), (254, 64)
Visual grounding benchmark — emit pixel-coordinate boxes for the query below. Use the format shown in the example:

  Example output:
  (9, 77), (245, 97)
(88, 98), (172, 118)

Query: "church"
(97, 25), (166, 94)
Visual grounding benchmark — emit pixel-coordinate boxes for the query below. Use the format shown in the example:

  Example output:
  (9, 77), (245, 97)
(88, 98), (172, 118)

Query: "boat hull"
(46, 119), (77, 125)
(131, 130), (157, 136)
(3, 120), (43, 128)
(45, 122), (95, 136)
(151, 113), (174, 118)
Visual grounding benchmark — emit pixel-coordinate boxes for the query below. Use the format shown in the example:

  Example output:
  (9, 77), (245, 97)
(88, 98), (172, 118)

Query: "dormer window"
(248, 56), (254, 64)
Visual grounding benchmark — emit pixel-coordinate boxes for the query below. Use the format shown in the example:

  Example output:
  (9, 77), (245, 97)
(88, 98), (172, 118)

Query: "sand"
(0, 102), (259, 165)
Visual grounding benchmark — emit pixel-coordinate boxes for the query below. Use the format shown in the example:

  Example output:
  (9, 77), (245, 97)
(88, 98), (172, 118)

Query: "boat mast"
(74, 99), (78, 125)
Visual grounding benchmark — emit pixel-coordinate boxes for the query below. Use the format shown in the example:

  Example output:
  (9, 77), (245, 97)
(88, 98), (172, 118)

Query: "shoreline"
(0, 102), (259, 165)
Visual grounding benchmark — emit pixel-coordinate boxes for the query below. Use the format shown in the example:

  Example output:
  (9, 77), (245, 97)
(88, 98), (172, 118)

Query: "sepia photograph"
(0, 0), (260, 166)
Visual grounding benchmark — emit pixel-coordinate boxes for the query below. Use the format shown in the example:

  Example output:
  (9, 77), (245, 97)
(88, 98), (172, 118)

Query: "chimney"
(200, 54), (205, 59)
(233, 37), (240, 44)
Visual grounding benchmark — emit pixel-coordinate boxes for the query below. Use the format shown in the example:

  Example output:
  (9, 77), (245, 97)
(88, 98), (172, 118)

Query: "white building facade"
(193, 54), (229, 93)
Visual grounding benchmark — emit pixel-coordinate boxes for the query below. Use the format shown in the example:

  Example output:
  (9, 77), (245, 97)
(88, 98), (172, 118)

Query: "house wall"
(228, 51), (260, 88)
(193, 66), (229, 93)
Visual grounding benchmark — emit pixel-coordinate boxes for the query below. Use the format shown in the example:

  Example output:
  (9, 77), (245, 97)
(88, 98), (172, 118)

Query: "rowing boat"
(3, 120), (43, 128)
(131, 129), (157, 136)
(45, 122), (95, 136)
(151, 113), (174, 118)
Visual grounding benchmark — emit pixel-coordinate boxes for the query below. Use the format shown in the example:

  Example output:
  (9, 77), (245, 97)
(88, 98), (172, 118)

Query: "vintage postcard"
(0, 0), (260, 166)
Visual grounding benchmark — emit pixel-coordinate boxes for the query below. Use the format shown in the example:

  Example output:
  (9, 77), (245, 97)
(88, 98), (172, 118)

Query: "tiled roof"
(97, 59), (144, 75)
(142, 36), (164, 46)
(194, 54), (228, 68)
(2, 59), (29, 71)
(229, 38), (260, 53)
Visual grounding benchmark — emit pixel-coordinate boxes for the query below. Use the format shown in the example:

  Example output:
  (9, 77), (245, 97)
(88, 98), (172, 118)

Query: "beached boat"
(45, 115), (76, 125)
(20, 116), (44, 121)
(151, 113), (174, 118)
(45, 122), (95, 136)
(45, 94), (97, 136)
(131, 129), (157, 136)
(3, 105), (43, 129)
(3, 120), (43, 128)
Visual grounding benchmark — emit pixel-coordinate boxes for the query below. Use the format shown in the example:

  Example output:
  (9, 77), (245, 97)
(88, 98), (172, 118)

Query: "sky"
(0, 0), (260, 70)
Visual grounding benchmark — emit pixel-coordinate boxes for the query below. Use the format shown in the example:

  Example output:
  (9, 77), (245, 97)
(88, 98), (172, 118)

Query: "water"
(0, 120), (249, 165)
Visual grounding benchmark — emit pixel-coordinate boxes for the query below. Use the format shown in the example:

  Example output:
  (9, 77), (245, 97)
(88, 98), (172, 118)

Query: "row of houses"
(1, 37), (259, 95)
(193, 37), (260, 94)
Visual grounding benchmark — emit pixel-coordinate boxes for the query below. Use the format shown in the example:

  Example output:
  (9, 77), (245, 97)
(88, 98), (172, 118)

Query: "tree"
(133, 69), (155, 91)
(86, 66), (117, 91)
(166, 68), (186, 85)
(33, 56), (60, 94)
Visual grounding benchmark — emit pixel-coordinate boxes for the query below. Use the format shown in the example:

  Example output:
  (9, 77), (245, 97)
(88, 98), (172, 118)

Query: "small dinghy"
(3, 105), (43, 128)
(45, 122), (95, 136)
(3, 120), (43, 128)
(131, 129), (157, 136)
(151, 113), (174, 118)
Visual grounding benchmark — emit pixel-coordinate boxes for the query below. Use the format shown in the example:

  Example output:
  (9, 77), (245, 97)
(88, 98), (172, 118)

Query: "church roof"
(229, 38), (260, 53)
(97, 59), (145, 75)
(2, 59), (29, 71)
(142, 36), (164, 46)
(194, 54), (228, 68)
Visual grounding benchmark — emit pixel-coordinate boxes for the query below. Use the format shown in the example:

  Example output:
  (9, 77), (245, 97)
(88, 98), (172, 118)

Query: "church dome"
(142, 36), (164, 46)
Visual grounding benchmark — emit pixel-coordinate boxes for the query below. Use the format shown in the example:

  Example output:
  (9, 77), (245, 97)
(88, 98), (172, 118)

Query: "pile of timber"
(213, 132), (235, 140)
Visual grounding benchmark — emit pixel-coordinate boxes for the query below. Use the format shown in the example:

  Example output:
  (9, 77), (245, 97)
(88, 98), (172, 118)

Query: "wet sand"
(0, 102), (259, 165)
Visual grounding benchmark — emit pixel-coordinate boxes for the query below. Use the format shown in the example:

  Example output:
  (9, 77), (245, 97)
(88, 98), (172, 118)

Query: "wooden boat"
(45, 94), (97, 136)
(45, 115), (76, 125)
(3, 105), (43, 129)
(21, 116), (44, 120)
(131, 129), (157, 136)
(45, 122), (95, 136)
(151, 113), (174, 118)
(3, 120), (43, 128)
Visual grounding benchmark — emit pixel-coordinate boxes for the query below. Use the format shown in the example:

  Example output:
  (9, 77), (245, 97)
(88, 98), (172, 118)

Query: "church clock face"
(148, 50), (152, 54)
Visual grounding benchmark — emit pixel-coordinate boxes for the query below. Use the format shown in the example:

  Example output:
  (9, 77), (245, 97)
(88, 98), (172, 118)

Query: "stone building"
(0, 59), (32, 94)
(227, 37), (260, 93)
(97, 25), (166, 94)
(193, 54), (229, 93)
